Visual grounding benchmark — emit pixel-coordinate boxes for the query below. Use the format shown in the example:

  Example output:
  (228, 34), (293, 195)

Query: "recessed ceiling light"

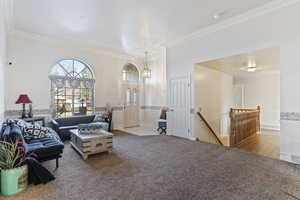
(213, 11), (227, 20)
(240, 59), (258, 72)
(213, 14), (220, 19)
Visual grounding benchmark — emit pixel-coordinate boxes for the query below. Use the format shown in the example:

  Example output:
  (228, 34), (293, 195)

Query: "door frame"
(122, 82), (140, 128)
(167, 74), (193, 139)
(121, 63), (140, 128)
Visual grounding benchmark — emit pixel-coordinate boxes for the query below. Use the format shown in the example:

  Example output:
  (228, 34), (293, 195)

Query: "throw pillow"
(43, 127), (61, 141)
(4, 119), (60, 142)
(94, 113), (106, 122)
(24, 124), (48, 141)
(6, 119), (31, 131)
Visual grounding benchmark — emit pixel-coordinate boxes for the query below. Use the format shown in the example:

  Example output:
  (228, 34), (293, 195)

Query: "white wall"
(0, 1), (7, 123)
(280, 38), (300, 163)
(6, 31), (167, 129)
(235, 71), (280, 131)
(141, 48), (167, 128)
(167, 1), (300, 163)
(6, 32), (134, 111)
(194, 65), (233, 144)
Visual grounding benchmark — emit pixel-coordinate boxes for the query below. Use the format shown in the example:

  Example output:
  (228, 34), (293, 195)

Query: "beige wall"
(194, 65), (233, 144)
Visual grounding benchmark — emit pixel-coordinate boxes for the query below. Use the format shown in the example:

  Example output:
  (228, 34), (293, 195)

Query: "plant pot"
(1, 165), (28, 196)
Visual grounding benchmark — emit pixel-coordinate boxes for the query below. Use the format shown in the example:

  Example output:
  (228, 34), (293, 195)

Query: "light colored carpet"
(118, 126), (159, 136)
(3, 131), (300, 200)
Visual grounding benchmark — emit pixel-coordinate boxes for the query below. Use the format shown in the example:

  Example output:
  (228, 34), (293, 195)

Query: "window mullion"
(58, 63), (69, 75)
(72, 88), (75, 115)
(56, 86), (58, 117)
(72, 60), (75, 77)
(78, 67), (86, 76)
(64, 86), (67, 117)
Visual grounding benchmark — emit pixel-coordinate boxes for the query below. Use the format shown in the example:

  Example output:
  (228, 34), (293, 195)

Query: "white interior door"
(124, 85), (139, 128)
(168, 76), (191, 138)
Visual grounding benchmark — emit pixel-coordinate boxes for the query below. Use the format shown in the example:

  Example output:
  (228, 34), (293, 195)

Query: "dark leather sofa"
(50, 115), (110, 141)
(0, 122), (64, 169)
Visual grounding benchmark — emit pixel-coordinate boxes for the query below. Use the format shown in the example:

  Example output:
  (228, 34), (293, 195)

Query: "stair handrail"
(197, 112), (224, 146)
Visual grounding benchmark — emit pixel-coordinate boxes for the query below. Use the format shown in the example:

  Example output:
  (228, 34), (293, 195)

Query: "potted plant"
(0, 141), (28, 196)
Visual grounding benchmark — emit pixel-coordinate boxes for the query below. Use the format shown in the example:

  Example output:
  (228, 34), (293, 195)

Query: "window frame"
(49, 59), (95, 117)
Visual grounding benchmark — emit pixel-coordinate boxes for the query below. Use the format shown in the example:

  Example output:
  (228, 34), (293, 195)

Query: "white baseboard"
(261, 124), (280, 131)
(280, 152), (300, 165)
(188, 137), (198, 141)
(280, 152), (292, 163)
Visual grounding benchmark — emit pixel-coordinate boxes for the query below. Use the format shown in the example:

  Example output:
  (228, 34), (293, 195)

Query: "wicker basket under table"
(70, 129), (113, 160)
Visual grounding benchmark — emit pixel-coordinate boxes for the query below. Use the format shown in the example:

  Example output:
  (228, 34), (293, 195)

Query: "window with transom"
(49, 59), (95, 117)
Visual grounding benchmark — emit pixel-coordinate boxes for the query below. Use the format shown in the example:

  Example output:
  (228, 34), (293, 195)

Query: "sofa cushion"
(58, 130), (72, 141)
(25, 138), (64, 159)
(1, 119), (64, 166)
(78, 122), (109, 133)
(55, 115), (95, 126)
(93, 122), (109, 131)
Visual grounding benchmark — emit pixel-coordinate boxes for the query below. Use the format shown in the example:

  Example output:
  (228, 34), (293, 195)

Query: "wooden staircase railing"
(229, 106), (261, 147)
(197, 112), (224, 146)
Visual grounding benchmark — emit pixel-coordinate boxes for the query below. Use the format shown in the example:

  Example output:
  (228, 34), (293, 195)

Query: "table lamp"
(15, 94), (32, 118)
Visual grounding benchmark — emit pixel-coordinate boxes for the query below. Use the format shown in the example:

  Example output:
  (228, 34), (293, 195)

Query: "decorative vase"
(1, 165), (28, 196)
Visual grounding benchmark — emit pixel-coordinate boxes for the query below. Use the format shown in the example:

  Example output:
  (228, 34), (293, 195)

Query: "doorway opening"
(122, 63), (140, 128)
(194, 47), (280, 159)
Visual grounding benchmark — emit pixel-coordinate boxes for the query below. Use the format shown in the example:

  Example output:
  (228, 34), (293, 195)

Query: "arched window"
(122, 64), (139, 82)
(49, 59), (95, 117)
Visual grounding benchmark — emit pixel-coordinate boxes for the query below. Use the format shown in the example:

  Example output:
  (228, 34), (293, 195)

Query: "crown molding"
(9, 29), (136, 60)
(167, 0), (300, 47)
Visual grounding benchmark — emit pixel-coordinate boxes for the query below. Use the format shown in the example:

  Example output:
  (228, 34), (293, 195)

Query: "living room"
(1, 0), (300, 199)
(5, 31), (167, 131)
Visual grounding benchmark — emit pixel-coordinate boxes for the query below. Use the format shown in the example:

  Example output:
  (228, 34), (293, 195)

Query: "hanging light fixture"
(246, 59), (257, 72)
(240, 58), (258, 72)
(143, 51), (151, 79)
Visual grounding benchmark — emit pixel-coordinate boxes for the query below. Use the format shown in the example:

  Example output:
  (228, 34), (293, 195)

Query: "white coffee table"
(70, 129), (113, 160)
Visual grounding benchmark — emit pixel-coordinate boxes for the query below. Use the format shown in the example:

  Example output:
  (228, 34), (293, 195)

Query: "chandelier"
(143, 51), (151, 79)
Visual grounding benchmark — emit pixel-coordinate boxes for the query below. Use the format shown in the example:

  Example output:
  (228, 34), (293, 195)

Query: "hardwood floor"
(235, 130), (280, 159)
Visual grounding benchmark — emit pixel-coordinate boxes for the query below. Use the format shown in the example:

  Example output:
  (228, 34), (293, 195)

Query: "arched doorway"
(122, 63), (139, 128)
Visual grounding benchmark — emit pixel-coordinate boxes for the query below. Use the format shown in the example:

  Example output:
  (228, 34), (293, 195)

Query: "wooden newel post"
(229, 108), (234, 146)
(257, 106), (261, 133)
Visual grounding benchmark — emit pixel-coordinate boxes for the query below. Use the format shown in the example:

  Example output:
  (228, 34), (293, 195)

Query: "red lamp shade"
(15, 94), (32, 104)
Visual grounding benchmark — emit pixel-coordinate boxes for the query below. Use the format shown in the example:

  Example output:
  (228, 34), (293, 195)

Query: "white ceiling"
(198, 47), (280, 76)
(12, 0), (275, 55)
